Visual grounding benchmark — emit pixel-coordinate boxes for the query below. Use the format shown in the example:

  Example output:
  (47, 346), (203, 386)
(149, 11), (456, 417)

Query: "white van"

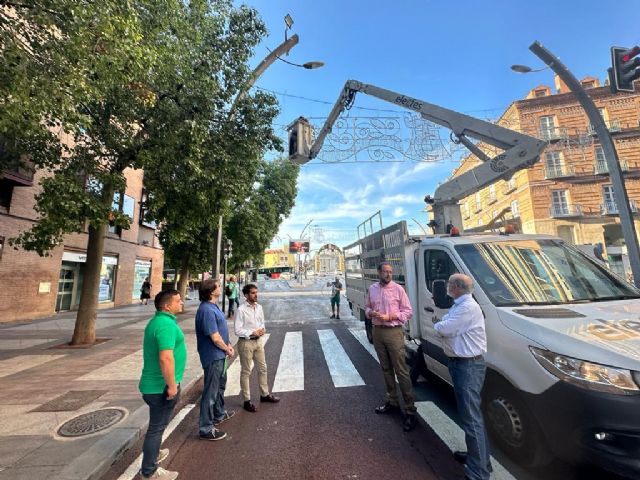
(344, 221), (640, 478)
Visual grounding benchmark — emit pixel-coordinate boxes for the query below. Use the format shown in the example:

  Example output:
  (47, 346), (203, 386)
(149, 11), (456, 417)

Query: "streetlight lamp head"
(303, 61), (325, 70)
(511, 64), (533, 73)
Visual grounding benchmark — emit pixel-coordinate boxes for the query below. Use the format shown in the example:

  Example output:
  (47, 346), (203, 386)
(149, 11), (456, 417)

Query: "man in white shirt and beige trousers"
(434, 273), (491, 480)
(234, 283), (280, 413)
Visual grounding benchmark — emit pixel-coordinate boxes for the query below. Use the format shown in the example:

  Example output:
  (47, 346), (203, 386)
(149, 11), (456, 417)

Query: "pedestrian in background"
(138, 290), (186, 480)
(140, 277), (152, 305)
(235, 283), (280, 412)
(365, 262), (417, 432)
(196, 279), (235, 441)
(328, 275), (342, 319)
(435, 273), (491, 480)
(226, 275), (240, 318)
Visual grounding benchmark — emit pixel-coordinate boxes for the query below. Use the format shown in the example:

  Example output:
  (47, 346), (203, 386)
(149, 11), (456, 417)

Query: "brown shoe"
(243, 401), (257, 412)
(375, 402), (400, 414)
(260, 394), (280, 403)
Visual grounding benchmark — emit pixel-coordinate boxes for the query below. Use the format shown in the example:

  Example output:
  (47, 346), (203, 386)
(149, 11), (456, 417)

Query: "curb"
(51, 371), (204, 480)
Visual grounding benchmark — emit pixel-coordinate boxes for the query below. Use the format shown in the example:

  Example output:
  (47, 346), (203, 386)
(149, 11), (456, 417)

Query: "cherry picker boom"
(287, 80), (546, 233)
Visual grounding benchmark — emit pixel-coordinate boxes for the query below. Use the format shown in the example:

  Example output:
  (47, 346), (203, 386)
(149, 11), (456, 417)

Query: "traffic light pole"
(530, 41), (640, 287)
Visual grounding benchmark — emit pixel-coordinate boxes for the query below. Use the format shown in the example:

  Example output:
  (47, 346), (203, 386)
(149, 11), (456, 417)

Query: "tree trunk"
(71, 222), (107, 345)
(177, 254), (190, 310)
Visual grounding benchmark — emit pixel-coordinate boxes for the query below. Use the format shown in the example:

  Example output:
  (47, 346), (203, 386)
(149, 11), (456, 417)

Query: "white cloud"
(393, 207), (406, 217)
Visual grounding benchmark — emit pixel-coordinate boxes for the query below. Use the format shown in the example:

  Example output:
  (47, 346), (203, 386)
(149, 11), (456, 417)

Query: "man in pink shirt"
(365, 262), (417, 432)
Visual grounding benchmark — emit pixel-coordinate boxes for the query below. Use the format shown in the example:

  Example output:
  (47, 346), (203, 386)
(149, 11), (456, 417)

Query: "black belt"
(449, 355), (483, 361)
(246, 336), (260, 340)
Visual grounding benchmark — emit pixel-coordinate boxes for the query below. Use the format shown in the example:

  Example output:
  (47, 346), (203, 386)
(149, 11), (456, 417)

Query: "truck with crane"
(288, 80), (640, 477)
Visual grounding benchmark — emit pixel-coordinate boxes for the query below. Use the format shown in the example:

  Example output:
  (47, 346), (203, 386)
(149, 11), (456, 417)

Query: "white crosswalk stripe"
(225, 334), (270, 397)
(272, 331), (304, 392)
(317, 329), (365, 388)
(416, 401), (516, 480)
(348, 328), (379, 363)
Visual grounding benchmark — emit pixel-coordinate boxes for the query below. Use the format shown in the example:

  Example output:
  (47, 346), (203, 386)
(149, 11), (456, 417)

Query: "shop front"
(132, 259), (152, 300)
(56, 252), (118, 311)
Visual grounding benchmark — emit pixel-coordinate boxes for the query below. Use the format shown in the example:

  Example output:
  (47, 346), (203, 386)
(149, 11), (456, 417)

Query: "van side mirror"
(433, 280), (454, 309)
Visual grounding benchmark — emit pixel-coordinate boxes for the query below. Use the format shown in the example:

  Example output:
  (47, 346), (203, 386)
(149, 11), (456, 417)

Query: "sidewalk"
(0, 297), (235, 480)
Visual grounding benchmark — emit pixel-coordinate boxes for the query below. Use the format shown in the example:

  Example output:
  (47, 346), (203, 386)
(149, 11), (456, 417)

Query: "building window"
(475, 192), (482, 212)
(595, 146), (606, 163)
(478, 218), (483, 227)
(603, 185), (617, 214)
(0, 179), (14, 211)
(539, 116), (556, 140)
(489, 184), (497, 203)
(534, 89), (547, 98)
(464, 202), (470, 218)
(557, 225), (575, 244)
(492, 210), (498, 219)
(510, 200), (520, 218)
(139, 189), (158, 229)
(582, 81), (595, 89)
(552, 190), (570, 215)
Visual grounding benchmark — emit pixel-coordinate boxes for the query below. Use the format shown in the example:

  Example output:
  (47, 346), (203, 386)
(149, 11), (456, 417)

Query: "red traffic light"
(623, 46), (640, 62)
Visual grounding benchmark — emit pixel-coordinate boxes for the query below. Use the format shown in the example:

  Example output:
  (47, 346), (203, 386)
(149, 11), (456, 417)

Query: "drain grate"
(57, 407), (126, 437)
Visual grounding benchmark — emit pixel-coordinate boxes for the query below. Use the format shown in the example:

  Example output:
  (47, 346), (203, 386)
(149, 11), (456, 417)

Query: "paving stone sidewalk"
(0, 297), (237, 480)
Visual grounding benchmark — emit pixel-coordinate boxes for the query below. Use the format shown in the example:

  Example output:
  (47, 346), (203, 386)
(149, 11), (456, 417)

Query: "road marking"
(272, 331), (304, 392)
(415, 401), (515, 480)
(117, 403), (196, 480)
(348, 328), (378, 363)
(317, 329), (365, 388)
(225, 334), (270, 397)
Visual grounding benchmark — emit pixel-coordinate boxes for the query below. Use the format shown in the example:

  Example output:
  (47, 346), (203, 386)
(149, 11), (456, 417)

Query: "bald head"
(447, 273), (473, 298)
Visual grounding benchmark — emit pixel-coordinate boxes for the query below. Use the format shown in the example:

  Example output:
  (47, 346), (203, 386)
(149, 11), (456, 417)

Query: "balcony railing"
(594, 159), (629, 175)
(587, 119), (622, 135)
(544, 164), (574, 179)
(550, 204), (582, 218)
(602, 200), (638, 215)
(539, 127), (568, 141)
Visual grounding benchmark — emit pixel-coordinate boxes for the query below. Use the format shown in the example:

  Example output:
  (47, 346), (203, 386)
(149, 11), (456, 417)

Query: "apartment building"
(454, 75), (640, 278)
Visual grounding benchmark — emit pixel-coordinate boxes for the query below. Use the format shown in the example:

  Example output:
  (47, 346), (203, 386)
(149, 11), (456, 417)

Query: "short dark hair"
(199, 279), (219, 302)
(378, 262), (392, 272)
(155, 289), (179, 311)
(242, 283), (257, 295)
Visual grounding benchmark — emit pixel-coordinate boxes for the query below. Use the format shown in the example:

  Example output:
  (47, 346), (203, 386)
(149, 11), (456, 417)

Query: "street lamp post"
(212, 18), (324, 280)
(221, 238), (232, 313)
(519, 41), (640, 287)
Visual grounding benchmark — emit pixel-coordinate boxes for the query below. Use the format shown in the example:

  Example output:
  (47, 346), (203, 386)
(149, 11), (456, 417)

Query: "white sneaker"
(157, 448), (169, 464)
(143, 467), (178, 479)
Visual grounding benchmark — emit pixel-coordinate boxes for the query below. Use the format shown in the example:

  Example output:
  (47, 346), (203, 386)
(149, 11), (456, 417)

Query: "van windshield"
(455, 240), (640, 306)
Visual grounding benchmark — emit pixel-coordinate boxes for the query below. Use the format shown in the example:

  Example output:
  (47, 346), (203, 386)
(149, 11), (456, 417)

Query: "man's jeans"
(199, 358), (227, 435)
(448, 357), (491, 480)
(141, 388), (180, 477)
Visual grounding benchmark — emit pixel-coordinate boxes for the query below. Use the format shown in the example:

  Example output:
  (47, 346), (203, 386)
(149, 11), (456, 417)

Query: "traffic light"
(610, 46), (640, 93)
(287, 116), (313, 164)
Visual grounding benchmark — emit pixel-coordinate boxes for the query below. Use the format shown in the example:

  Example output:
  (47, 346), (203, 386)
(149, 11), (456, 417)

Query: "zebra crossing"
(223, 327), (514, 480)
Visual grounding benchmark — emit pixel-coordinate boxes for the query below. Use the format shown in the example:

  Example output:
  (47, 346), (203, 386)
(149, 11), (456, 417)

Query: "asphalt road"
(102, 276), (628, 480)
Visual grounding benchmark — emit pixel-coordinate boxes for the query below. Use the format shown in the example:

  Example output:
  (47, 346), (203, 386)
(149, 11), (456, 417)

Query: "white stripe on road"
(117, 403), (196, 480)
(348, 328), (379, 363)
(415, 401), (515, 480)
(225, 334), (270, 397)
(317, 329), (365, 388)
(272, 331), (304, 392)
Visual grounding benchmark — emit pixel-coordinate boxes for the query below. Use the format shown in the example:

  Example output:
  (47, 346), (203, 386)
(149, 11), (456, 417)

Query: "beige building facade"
(454, 75), (640, 278)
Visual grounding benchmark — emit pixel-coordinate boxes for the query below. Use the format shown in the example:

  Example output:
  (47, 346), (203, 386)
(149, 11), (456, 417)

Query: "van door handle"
(424, 306), (434, 312)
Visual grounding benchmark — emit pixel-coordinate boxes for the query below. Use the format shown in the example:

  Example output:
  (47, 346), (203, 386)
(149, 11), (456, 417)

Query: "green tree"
(0, 0), (279, 344)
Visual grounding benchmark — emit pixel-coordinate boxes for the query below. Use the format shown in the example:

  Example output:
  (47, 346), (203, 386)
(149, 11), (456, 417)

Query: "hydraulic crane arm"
(288, 80), (546, 233)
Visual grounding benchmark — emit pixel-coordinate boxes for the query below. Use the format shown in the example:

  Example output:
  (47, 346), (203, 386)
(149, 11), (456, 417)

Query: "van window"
(425, 250), (458, 292)
(456, 240), (640, 306)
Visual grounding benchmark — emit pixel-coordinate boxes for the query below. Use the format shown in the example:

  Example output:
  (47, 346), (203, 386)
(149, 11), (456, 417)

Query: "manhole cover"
(57, 408), (126, 437)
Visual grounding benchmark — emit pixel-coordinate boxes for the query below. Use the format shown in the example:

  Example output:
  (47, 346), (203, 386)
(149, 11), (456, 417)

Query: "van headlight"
(530, 347), (640, 395)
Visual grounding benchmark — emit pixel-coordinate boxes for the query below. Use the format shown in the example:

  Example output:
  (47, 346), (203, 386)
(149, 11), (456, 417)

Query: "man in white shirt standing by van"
(434, 273), (491, 480)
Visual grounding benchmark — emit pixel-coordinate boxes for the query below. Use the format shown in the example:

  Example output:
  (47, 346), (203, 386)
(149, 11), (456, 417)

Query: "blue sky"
(239, 0), (639, 251)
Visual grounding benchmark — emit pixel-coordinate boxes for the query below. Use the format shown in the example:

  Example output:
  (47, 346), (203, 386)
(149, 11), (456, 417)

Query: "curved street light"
(510, 64), (549, 74)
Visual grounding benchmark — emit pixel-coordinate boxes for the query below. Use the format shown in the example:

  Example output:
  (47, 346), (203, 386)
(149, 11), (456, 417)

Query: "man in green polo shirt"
(138, 289), (186, 480)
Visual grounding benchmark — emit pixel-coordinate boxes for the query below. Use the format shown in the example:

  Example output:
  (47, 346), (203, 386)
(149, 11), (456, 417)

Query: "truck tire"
(482, 376), (551, 467)
(365, 317), (373, 344)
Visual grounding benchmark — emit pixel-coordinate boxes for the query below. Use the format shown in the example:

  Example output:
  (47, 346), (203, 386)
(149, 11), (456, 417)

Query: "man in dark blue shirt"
(195, 279), (235, 441)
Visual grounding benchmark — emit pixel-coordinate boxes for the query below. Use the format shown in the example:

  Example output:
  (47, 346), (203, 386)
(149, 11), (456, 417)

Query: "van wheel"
(482, 380), (551, 467)
(365, 318), (373, 344)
